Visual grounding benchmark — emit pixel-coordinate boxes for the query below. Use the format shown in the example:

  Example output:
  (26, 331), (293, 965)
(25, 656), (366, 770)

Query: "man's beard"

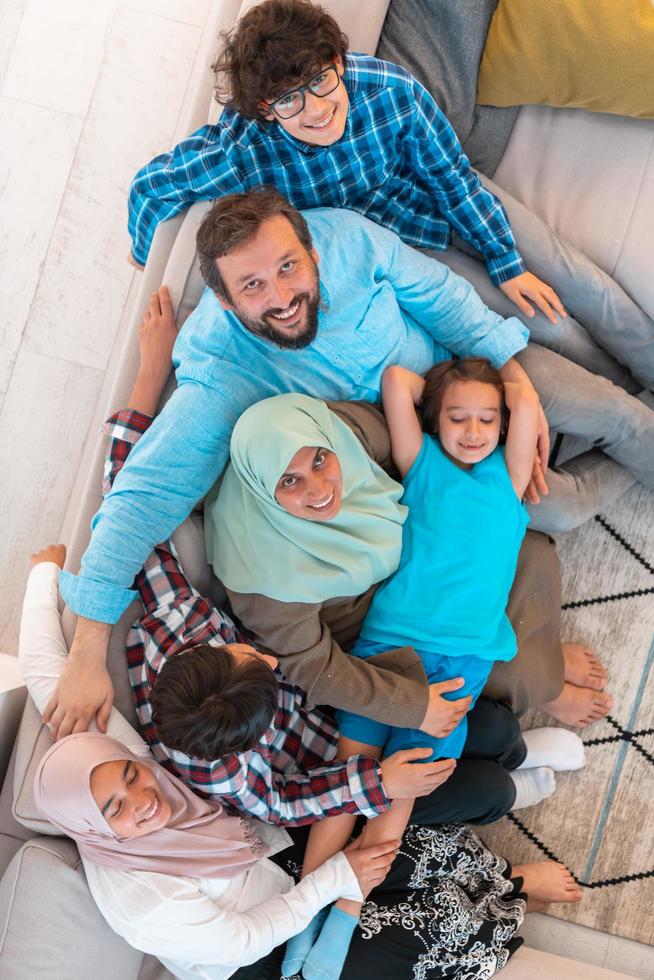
(237, 281), (321, 349)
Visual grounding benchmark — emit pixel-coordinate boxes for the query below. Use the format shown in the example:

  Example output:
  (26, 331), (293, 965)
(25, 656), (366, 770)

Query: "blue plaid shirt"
(129, 53), (524, 285)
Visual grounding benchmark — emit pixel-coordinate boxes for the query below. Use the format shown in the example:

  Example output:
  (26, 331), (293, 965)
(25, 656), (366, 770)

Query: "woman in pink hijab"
(34, 732), (268, 879)
(33, 727), (395, 980)
(32, 723), (542, 980)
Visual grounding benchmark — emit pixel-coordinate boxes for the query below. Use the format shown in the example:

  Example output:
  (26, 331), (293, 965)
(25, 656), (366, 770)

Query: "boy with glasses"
(128, 0), (562, 322)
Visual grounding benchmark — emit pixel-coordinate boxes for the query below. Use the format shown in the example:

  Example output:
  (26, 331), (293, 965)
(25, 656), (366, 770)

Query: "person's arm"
(91, 849), (367, 970)
(502, 382), (541, 499)
(227, 589), (470, 740)
(364, 213), (529, 370)
(102, 287), (176, 495)
(48, 293), (235, 738)
(168, 732), (389, 827)
(499, 356), (550, 502)
(404, 78), (565, 323)
(380, 366), (425, 477)
(228, 588), (430, 729)
(128, 124), (242, 266)
(19, 551), (148, 755)
(62, 380), (233, 624)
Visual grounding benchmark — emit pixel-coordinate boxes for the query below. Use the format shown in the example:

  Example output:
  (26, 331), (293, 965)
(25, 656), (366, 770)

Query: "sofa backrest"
(6, 0), (392, 838)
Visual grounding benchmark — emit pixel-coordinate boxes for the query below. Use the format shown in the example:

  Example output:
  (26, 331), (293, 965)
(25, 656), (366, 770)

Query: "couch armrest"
(0, 837), (145, 979)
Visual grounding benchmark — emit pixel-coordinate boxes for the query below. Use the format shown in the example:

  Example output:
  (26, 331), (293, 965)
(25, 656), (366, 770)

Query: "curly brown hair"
(421, 358), (507, 436)
(212, 0), (349, 120)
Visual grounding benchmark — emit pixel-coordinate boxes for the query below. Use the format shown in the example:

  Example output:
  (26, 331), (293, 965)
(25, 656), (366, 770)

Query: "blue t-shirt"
(359, 436), (529, 662)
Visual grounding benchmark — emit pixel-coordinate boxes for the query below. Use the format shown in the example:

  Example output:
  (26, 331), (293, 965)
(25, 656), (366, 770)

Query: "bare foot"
(542, 682), (613, 728)
(563, 642), (607, 691)
(514, 861), (583, 909)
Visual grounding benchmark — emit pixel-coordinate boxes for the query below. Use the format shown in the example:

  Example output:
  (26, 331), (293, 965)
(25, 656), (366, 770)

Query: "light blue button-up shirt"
(61, 208), (528, 622)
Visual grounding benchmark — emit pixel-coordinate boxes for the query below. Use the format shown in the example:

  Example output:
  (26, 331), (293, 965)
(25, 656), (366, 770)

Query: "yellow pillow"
(477, 0), (654, 119)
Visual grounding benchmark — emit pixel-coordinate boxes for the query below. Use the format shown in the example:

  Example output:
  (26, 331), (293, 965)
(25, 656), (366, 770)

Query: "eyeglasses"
(266, 64), (341, 120)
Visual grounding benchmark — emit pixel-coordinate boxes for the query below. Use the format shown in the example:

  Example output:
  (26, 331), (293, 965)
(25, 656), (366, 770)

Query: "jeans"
(516, 343), (652, 532)
(444, 172), (654, 392)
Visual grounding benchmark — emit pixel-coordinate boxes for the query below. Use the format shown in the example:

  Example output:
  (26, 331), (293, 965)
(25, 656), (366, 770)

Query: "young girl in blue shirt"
(284, 357), (584, 980)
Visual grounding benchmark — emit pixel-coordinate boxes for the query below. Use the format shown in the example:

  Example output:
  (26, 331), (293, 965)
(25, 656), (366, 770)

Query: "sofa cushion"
(0, 746), (38, 876)
(493, 105), (654, 321)
(0, 837), (144, 979)
(377, 0), (517, 177)
(477, 0), (654, 120)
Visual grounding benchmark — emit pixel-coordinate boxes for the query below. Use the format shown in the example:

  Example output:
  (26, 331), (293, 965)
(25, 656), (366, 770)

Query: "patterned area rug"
(480, 483), (654, 946)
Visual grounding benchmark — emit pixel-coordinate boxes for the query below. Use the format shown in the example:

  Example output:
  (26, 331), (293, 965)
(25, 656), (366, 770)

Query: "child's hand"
(343, 837), (400, 898)
(380, 748), (456, 799)
(499, 271), (566, 325)
(524, 456), (549, 505)
(138, 286), (178, 375)
(127, 287), (179, 415)
(420, 677), (472, 738)
(30, 544), (66, 569)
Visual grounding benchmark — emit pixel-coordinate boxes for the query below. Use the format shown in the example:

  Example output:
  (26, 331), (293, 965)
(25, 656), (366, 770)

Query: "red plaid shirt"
(104, 410), (389, 825)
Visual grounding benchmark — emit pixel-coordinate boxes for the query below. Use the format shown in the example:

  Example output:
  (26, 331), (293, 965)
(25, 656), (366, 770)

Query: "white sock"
(518, 727), (585, 772)
(510, 767), (555, 810)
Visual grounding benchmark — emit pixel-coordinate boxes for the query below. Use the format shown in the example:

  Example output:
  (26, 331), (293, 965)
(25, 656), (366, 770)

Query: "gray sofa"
(1, 0), (650, 976)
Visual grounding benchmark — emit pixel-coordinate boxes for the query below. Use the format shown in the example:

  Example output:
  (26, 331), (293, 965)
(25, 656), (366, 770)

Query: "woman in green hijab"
(208, 393), (407, 605)
(204, 393), (567, 828)
(205, 393), (443, 728)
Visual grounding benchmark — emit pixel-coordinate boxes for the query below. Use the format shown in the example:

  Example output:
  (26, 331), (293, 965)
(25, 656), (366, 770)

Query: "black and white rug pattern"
(480, 483), (654, 946)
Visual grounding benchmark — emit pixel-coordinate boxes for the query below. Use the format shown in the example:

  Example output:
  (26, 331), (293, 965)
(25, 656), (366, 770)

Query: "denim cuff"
(59, 570), (138, 624)
(471, 314), (529, 369)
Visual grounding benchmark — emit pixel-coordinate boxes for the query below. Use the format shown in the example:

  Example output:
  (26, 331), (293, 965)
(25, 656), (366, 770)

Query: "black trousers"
(410, 695), (526, 826)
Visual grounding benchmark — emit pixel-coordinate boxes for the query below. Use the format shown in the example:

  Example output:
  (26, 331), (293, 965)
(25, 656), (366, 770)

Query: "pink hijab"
(34, 733), (266, 878)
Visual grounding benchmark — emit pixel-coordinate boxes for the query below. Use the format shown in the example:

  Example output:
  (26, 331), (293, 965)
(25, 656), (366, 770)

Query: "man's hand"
(420, 677), (472, 738)
(380, 748), (456, 799)
(43, 617), (113, 740)
(30, 544), (66, 568)
(499, 271), (566, 324)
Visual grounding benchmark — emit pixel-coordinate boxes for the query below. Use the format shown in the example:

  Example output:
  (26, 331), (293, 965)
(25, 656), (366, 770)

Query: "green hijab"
(205, 394), (407, 603)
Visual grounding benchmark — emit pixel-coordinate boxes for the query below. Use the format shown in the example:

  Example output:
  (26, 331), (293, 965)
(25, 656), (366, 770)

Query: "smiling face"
(275, 445), (343, 521)
(216, 214), (321, 349)
(437, 380), (502, 469)
(90, 759), (173, 839)
(261, 57), (349, 147)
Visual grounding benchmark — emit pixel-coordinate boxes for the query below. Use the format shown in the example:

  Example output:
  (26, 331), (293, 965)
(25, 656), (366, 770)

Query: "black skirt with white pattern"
(268, 822), (526, 980)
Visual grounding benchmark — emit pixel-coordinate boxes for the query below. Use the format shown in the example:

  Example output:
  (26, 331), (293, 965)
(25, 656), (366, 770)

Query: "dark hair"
(421, 358), (507, 435)
(151, 643), (279, 759)
(212, 0), (348, 119)
(196, 186), (314, 299)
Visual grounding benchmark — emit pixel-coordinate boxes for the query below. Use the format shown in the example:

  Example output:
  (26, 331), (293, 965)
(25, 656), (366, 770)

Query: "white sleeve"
(91, 851), (361, 971)
(18, 563), (148, 756)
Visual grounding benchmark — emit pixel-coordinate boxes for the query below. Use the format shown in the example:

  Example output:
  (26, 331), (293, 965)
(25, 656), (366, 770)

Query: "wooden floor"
(1, 2), (653, 976)
(0, 0), (212, 652)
